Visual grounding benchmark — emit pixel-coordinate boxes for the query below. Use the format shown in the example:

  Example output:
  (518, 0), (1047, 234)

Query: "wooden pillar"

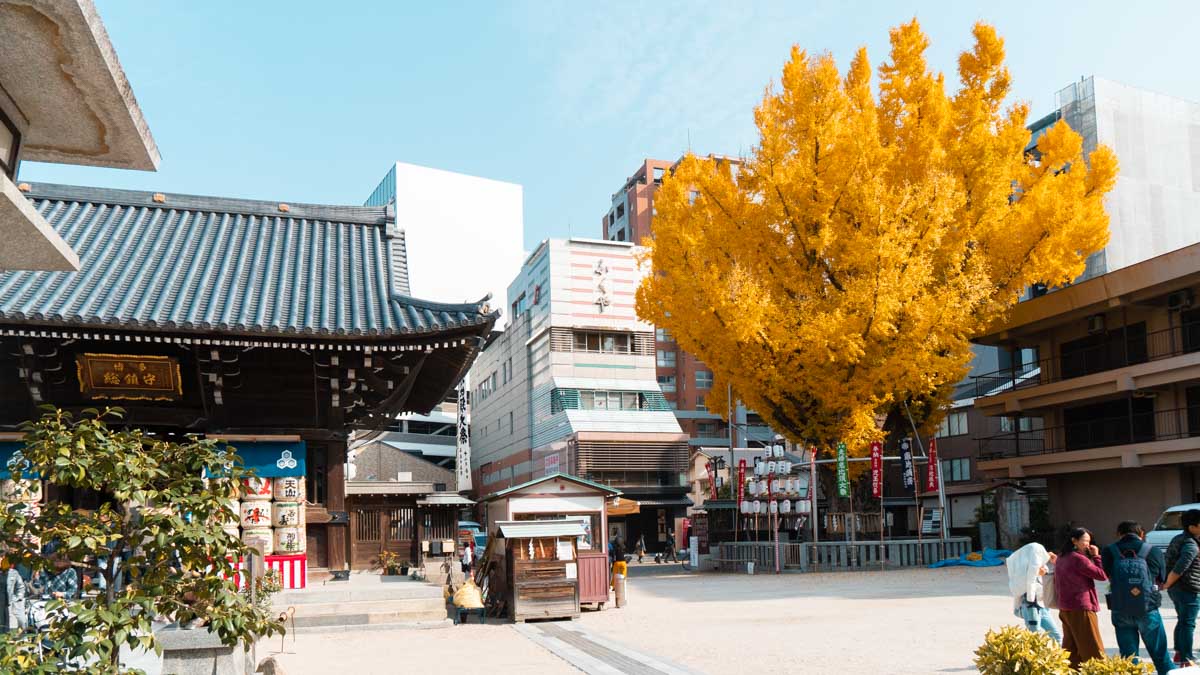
(326, 440), (348, 572)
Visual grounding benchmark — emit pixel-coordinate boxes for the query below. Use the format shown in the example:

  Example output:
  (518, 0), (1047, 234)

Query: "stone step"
(274, 583), (443, 606)
(287, 606), (450, 629)
(285, 619), (453, 634)
(283, 597), (447, 618)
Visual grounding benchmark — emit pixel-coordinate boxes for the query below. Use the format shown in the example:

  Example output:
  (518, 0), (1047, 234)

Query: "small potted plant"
(379, 551), (410, 576)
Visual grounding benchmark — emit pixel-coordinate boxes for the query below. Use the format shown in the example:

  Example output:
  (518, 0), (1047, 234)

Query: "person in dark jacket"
(1056, 527), (1108, 670)
(1164, 510), (1200, 667)
(1101, 521), (1174, 674)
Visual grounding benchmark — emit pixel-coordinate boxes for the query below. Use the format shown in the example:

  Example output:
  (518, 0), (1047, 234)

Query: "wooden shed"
(496, 520), (585, 622)
(480, 473), (618, 609)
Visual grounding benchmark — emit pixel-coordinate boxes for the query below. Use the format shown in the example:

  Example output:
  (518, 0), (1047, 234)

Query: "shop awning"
(224, 441), (306, 478)
(496, 520), (586, 539)
(0, 441), (35, 479)
(606, 497), (640, 517)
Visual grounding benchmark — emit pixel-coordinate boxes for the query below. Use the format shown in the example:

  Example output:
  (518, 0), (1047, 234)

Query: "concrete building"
(468, 238), (690, 551)
(600, 156), (774, 453)
(365, 162), (524, 325)
(1, 0), (159, 271)
(973, 242), (1200, 539)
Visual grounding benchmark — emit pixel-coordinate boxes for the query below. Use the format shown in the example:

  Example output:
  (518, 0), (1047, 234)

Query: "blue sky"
(20, 0), (1200, 251)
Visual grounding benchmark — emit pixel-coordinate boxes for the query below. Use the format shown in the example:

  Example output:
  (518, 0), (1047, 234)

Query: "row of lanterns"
(739, 499), (811, 515)
(745, 477), (804, 498)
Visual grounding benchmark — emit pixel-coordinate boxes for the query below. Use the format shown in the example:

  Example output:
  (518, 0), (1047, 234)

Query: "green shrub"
(1078, 656), (1154, 675)
(974, 625), (1070, 675)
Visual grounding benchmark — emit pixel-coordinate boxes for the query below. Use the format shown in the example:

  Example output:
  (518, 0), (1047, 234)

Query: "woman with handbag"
(1006, 542), (1062, 643)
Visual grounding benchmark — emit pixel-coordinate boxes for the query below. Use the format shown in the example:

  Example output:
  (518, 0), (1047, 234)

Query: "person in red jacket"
(1055, 527), (1108, 670)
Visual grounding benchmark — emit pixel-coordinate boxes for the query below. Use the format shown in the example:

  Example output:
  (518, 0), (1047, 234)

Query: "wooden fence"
(714, 537), (972, 573)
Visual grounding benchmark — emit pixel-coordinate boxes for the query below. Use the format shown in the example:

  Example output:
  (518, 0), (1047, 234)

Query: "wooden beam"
(207, 434), (302, 442)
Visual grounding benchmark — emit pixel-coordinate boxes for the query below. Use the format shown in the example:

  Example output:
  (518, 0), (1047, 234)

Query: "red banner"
(707, 461), (717, 499)
(737, 459), (746, 507)
(926, 437), (939, 493)
(809, 446), (818, 514)
(870, 441), (883, 498)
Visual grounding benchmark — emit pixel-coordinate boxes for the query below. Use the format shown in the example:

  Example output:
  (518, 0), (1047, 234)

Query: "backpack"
(1105, 542), (1158, 617)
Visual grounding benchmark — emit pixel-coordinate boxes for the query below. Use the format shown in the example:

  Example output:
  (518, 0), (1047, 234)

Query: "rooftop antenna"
(687, 128), (692, 153)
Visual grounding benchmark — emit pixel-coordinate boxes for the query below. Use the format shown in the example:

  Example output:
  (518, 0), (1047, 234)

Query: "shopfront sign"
(76, 353), (182, 401)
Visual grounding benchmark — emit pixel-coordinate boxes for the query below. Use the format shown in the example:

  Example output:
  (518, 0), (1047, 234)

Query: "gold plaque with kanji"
(76, 354), (182, 401)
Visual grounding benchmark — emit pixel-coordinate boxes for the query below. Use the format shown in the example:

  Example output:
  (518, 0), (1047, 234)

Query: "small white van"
(1147, 503), (1200, 553)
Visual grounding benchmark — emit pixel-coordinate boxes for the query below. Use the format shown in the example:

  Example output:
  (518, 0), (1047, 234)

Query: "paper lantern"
(740, 500), (751, 514)
(752, 500), (761, 514)
(769, 500), (779, 514)
(766, 461), (776, 475)
(780, 499), (792, 514)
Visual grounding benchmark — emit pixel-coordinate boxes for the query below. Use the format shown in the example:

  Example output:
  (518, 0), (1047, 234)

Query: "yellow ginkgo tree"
(636, 19), (1117, 458)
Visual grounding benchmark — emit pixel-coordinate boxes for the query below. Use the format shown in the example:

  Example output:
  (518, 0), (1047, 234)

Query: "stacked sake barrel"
(238, 475), (306, 556)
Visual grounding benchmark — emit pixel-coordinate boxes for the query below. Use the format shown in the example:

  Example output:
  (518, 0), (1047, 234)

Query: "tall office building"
(468, 238), (691, 552)
(600, 156), (775, 462)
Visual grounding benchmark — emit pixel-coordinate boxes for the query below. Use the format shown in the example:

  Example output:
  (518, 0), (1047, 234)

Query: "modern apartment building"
(468, 238), (690, 552)
(972, 242), (1200, 538)
(601, 156), (775, 452)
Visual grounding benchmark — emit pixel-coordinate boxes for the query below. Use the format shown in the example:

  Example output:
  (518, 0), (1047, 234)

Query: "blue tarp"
(219, 441), (306, 478)
(929, 547), (1013, 568)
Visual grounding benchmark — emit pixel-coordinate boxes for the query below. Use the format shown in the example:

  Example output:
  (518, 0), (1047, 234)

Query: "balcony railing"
(971, 322), (1200, 398)
(977, 405), (1200, 460)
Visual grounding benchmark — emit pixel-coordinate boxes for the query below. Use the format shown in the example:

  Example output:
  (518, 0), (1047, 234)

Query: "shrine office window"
(0, 110), (20, 179)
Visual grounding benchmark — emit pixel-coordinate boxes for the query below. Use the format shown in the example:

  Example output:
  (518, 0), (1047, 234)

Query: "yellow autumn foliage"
(636, 20), (1117, 457)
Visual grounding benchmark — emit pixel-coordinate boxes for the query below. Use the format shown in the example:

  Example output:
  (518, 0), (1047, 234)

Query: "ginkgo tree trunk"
(636, 20), (1117, 458)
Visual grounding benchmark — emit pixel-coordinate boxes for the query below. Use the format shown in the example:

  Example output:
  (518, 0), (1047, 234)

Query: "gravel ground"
(266, 563), (1184, 675)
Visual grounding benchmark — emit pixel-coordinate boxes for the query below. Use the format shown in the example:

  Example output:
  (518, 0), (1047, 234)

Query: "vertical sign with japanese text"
(900, 438), (915, 492)
(836, 442), (849, 497)
(707, 461), (717, 500)
(926, 437), (940, 493)
(737, 459), (746, 509)
(870, 441), (883, 499)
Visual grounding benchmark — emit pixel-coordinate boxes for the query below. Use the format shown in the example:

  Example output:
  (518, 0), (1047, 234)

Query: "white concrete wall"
(388, 162), (525, 323)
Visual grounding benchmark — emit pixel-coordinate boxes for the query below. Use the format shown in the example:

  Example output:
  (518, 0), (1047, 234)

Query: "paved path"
(514, 621), (699, 675)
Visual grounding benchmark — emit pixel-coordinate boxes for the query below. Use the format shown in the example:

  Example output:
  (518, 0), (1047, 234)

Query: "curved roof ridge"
(24, 183), (390, 226)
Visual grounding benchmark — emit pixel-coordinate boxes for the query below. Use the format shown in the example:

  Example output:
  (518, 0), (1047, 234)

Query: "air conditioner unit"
(1087, 314), (1106, 334)
(1168, 289), (1194, 311)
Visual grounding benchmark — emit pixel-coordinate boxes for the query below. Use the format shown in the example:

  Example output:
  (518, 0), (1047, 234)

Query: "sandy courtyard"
(271, 564), (1172, 674)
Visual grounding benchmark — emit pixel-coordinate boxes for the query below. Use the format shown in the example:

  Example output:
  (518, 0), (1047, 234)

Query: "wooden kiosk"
(496, 520), (584, 622)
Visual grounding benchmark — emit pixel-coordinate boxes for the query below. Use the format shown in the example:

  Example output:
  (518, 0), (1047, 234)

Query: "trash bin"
(614, 573), (627, 608)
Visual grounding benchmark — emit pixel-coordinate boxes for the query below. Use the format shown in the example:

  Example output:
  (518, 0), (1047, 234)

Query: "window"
(616, 203), (625, 219)
(935, 411), (968, 438)
(508, 411), (514, 434)
(653, 167), (665, 183)
(511, 293), (528, 318)
(697, 422), (720, 436)
(696, 395), (706, 410)
(657, 375), (676, 393)
(0, 111), (18, 179)
(695, 370), (713, 389)
(572, 330), (633, 354)
(939, 458), (971, 482)
(656, 327), (673, 342)
(577, 390), (650, 411)
(999, 416), (1040, 433)
(615, 228), (625, 242)
(656, 350), (676, 367)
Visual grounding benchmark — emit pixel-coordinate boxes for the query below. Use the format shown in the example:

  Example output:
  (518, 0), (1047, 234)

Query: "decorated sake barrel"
(222, 524), (240, 539)
(241, 477), (272, 501)
(240, 501), (272, 528)
(242, 528), (273, 555)
(272, 476), (305, 501)
(0, 479), (41, 503)
(273, 502), (301, 527)
(274, 526), (305, 554)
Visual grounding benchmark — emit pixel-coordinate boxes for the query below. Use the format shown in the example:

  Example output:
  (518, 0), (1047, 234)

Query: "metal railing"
(714, 537), (972, 573)
(977, 406), (1199, 460)
(971, 322), (1200, 398)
